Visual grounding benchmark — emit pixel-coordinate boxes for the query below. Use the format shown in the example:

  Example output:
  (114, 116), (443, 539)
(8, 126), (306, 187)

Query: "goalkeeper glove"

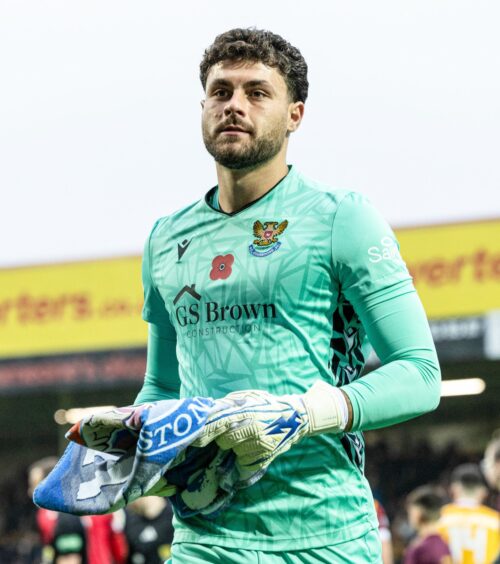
(193, 380), (349, 481)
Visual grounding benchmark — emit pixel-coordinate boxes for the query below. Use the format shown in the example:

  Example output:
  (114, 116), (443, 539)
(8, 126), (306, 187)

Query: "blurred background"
(1, 1), (499, 562)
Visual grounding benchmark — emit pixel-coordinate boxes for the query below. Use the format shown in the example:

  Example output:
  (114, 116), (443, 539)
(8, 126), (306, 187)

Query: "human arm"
(135, 222), (181, 404)
(332, 192), (441, 431)
(381, 537), (394, 564)
(135, 322), (180, 404)
(340, 279), (440, 431)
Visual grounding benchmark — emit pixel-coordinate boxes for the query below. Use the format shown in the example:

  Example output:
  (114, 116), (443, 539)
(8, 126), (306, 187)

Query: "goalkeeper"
(136, 28), (441, 563)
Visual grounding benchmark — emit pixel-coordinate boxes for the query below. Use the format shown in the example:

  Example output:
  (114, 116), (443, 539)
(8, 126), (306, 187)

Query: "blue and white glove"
(193, 380), (349, 484)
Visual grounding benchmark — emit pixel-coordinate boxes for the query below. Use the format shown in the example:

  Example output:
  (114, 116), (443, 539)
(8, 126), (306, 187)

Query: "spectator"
(80, 513), (127, 564)
(483, 431), (500, 500)
(404, 485), (451, 564)
(483, 431), (500, 564)
(375, 499), (394, 564)
(29, 457), (127, 564)
(28, 457), (86, 564)
(438, 463), (499, 564)
(124, 497), (174, 564)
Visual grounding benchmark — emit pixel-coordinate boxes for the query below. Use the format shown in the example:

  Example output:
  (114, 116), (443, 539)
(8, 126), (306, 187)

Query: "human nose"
(223, 89), (246, 116)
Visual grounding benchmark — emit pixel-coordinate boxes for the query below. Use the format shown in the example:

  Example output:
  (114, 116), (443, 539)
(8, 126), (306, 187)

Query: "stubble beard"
(202, 120), (288, 170)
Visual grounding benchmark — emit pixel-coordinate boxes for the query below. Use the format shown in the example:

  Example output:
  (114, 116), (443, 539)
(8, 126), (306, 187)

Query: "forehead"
(205, 60), (287, 92)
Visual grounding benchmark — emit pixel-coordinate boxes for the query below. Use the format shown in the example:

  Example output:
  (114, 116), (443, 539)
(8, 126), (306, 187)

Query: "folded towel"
(33, 396), (250, 519)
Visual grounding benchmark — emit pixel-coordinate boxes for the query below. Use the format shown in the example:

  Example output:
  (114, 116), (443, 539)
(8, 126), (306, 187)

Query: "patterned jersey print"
(140, 166), (414, 551)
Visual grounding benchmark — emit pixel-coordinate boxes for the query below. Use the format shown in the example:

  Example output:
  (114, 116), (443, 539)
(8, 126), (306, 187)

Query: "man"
(483, 431), (500, 564)
(404, 486), (451, 564)
(124, 497), (174, 564)
(28, 457), (87, 564)
(136, 28), (441, 563)
(483, 431), (500, 497)
(438, 463), (499, 564)
(29, 458), (127, 564)
(375, 499), (395, 564)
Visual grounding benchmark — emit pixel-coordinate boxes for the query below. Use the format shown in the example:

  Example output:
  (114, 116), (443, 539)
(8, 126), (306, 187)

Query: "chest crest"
(249, 220), (289, 257)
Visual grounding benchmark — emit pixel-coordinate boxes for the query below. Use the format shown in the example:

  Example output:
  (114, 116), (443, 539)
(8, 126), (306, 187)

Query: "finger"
(192, 413), (253, 447)
(215, 421), (262, 450)
(236, 448), (272, 470)
(234, 461), (268, 487)
(233, 439), (266, 460)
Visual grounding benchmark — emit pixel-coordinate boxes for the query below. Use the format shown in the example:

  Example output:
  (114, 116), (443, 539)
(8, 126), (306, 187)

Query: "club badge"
(249, 220), (288, 257)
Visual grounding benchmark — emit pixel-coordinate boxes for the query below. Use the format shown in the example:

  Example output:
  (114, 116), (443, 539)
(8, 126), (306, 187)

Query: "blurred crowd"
(368, 430), (500, 563)
(1, 432), (498, 564)
(0, 458), (174, 564)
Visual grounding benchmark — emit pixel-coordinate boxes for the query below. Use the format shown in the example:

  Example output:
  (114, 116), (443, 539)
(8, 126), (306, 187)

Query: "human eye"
(250, 90), (267, 99)
(212, 88), (230, 99)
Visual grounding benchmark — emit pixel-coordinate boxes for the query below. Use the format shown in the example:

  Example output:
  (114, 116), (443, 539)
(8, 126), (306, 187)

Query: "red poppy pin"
(210, 254), (234, 281)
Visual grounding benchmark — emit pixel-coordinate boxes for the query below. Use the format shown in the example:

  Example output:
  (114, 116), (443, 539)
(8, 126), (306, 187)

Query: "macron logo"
(177, 239), (191, 261)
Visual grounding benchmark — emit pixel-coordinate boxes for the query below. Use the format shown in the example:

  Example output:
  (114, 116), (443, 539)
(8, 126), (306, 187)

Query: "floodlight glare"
(53, 405), (116, 425)
(440, 378), (486, 397)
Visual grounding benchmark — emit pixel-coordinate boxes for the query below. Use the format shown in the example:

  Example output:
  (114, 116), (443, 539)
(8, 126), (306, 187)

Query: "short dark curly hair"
(200, 28), (309, 103)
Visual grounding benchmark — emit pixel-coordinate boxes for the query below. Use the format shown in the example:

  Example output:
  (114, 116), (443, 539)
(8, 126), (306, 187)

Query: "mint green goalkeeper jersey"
(136, 165), (440, 551)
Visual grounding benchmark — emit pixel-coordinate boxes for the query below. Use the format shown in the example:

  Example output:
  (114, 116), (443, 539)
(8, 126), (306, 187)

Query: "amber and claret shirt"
(438, 499), (500, 564)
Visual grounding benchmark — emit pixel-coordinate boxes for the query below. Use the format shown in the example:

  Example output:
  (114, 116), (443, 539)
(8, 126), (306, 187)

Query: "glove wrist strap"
(303, 380), (349, 435)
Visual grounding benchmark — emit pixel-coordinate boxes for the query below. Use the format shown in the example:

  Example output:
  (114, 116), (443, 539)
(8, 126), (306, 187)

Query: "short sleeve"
(331, 192), (412, 305)
(141, 220), (174, 331)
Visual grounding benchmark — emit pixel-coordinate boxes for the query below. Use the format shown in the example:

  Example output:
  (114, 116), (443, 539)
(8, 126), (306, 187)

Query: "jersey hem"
(171, 515), (378, 552)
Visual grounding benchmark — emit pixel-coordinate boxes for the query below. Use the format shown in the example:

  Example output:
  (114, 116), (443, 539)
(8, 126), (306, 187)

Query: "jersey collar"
(204, 165), (295, 217)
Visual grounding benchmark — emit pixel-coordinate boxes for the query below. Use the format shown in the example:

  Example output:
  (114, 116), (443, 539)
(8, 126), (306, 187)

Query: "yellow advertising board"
(0, 257), (145, 358)
(0, 219), (499, 358)
(398, 219), (500, 318)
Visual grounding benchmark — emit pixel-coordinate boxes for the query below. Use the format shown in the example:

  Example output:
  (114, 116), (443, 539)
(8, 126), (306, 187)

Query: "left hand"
(193, 381), (346, 479)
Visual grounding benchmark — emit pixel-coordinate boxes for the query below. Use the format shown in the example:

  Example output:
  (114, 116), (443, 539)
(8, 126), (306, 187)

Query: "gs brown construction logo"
(172, 284), (277, 327)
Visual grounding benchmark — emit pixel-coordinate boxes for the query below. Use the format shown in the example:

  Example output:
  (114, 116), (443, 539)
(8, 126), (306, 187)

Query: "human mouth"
(218, 125), (251, 135)
(221, 130), (249, 136)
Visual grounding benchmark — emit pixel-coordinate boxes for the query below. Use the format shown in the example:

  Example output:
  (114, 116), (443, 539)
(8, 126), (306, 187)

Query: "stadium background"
(1, 1), (499, 562)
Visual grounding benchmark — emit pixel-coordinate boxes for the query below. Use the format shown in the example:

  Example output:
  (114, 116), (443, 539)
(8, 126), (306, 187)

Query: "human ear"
(288, 101), (305, 133)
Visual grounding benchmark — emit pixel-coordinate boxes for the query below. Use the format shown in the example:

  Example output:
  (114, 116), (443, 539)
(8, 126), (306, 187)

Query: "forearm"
(342, 353), (440, 431)
(341, 281), (441, 431)
(135, 323), (181, 404)
(329, 194), (441, 432)
(135, 374), (180, 404)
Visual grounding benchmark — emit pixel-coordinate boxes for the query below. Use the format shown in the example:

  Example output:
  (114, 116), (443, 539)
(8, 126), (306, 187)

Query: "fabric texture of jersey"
(137, 166), (440, 551)
(169, 527), (382, 563)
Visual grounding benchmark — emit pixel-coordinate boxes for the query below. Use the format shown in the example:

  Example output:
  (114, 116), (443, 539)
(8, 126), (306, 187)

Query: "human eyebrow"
(207, 79), (233, 92)
(243, 80), (275, 93)
(207, 79), (275, 93)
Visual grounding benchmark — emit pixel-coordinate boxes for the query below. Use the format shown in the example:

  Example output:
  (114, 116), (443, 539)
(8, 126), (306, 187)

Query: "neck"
(418, 522), (439, 539)
(455, 498), (481, 508)
(215, 148), (289, 213)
